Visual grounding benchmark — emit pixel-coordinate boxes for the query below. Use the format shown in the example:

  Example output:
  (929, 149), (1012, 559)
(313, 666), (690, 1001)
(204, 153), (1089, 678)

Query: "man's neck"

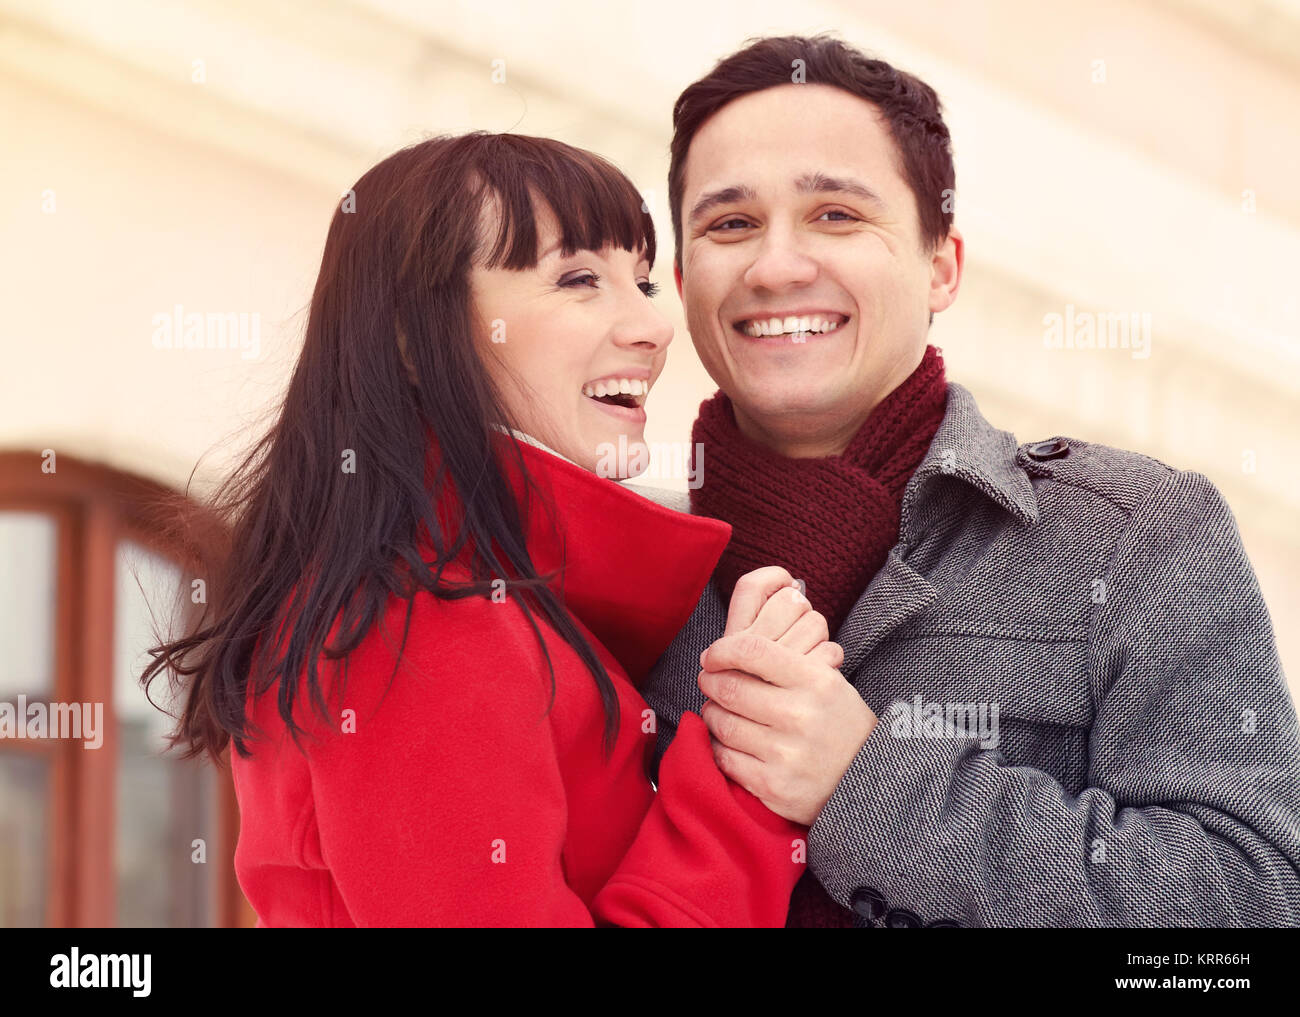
(731, 402), (875, 459)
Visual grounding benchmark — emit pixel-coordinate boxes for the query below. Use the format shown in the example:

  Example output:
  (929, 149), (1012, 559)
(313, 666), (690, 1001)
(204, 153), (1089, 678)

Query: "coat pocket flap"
(858, 632), (1093, 729)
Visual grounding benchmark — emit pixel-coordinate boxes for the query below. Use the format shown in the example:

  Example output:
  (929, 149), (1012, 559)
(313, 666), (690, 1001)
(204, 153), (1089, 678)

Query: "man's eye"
(818, 210), (858, 222)
(639, 281), (660, 297)
(711, 218), (752, 231)
(560, 272), (601, 288)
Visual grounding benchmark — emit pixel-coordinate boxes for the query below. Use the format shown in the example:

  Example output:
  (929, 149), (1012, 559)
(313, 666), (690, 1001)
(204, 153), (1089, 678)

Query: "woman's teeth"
(739, 315), (845, 338)
(582, 377), (648, 407)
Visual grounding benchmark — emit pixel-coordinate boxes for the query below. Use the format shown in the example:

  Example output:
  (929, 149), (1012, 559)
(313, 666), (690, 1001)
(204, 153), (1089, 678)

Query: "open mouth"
(582, 377), (649, 410)
(733, 312), (849, 340)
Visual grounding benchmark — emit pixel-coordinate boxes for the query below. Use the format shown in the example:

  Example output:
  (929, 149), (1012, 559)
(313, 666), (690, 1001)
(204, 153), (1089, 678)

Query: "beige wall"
(2, 0), (1296, 690)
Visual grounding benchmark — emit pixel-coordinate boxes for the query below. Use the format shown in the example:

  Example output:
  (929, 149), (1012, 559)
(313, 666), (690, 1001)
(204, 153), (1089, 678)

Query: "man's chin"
(729, 382), (847, 422)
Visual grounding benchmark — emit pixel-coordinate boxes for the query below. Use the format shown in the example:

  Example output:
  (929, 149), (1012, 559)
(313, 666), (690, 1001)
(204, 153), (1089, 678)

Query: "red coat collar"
(423, 431), (731, 681)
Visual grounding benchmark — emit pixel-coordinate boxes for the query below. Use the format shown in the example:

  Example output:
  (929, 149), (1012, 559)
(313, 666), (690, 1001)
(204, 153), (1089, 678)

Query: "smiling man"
(640, 34), (1300, 928)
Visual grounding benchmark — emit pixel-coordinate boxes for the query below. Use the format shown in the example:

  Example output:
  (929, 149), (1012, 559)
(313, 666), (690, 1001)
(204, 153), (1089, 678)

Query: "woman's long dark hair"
(142, 132), (657, 765)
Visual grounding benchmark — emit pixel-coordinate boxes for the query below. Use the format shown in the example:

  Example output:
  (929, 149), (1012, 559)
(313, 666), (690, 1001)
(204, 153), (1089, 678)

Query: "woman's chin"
(583, 424), (651, 481)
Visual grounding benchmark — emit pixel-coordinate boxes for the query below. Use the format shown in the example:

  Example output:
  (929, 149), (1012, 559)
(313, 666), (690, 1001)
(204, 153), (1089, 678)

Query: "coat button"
(925, 918), (961, 928)
(1025, 438), (1070, 460)
(850, 887), (887, 921)
(885, 908), (921, 927)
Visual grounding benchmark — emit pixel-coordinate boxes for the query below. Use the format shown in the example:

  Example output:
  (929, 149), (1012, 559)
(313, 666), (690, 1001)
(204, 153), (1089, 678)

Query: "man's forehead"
(682, 102), (901, 204)
(686, 149), (895, 190)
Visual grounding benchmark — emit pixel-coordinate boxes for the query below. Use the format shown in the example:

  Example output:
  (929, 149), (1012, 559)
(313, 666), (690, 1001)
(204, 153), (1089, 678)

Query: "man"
(639, 34), (1300, 927)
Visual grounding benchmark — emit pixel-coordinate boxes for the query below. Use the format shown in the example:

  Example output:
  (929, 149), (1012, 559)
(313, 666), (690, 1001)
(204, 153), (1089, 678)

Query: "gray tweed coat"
(634, 381), (1300, 928)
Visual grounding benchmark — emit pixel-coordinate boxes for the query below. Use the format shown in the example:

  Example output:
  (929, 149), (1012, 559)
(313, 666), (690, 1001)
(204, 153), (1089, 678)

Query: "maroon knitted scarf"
(687, 344), (949, 928)
(691, 344), (949, 634)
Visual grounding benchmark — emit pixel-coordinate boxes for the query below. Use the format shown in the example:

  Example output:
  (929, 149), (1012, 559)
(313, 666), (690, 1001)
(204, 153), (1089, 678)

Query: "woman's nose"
(615, 295), (674, 351)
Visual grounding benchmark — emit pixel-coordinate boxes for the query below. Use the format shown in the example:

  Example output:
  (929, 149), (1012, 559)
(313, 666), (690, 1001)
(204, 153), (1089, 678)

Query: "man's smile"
(732, 311), (850, 344)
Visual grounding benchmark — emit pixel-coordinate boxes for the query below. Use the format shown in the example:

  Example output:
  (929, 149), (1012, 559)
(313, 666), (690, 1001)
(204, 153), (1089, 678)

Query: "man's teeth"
(740, 315), (845, 338)
(582, 378), (648, 399)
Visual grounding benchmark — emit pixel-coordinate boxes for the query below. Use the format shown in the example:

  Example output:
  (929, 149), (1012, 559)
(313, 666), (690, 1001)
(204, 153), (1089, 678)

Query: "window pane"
(114, 540), (218, 927)
(0, 754), (48, 927)
(0, 512), (56, 698)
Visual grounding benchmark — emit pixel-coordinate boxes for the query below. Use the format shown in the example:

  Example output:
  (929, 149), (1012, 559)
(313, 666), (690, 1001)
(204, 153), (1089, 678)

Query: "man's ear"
(673, 260), (684, 300)
(928, 226), (964, 316)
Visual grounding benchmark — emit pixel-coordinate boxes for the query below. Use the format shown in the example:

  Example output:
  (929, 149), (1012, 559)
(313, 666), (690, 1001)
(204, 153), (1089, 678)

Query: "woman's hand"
(697, 565), (875, 827)
(713, 565), (843, 670)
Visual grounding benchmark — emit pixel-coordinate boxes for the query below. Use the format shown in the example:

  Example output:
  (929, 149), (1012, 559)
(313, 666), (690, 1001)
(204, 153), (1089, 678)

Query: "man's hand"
(698, 567), (877, 826)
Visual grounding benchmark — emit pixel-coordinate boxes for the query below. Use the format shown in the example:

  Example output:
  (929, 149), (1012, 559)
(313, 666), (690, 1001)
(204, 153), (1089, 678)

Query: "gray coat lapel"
(834, 381), (1037, 678)
(835, 549), (938, 678)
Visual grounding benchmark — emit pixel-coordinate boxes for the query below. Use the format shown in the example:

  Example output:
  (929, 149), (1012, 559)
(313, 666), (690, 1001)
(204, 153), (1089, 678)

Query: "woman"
(144, 132), (840, 926)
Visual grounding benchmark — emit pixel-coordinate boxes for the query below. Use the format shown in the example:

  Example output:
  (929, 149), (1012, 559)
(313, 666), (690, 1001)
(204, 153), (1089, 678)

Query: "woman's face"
(469, 203), (673, 478)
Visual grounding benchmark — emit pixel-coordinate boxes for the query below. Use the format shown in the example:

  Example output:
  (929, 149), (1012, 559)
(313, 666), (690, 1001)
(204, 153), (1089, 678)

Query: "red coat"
(231, 435), (807, 926)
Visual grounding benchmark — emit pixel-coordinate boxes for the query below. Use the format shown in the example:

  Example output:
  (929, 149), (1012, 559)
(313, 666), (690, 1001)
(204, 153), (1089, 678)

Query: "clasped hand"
(698, 567), (878, 826)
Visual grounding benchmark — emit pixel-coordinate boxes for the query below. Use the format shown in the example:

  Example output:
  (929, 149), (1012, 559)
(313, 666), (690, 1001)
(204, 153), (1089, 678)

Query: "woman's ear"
(395, 323), (420, 386)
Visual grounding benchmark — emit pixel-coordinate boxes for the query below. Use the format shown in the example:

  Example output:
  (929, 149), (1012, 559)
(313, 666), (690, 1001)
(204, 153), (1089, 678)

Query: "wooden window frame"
(0, 450), (251, 927)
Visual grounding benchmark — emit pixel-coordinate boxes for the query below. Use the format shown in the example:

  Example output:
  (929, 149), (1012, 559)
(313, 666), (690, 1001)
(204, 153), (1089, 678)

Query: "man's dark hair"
(668, 33), (956, 270)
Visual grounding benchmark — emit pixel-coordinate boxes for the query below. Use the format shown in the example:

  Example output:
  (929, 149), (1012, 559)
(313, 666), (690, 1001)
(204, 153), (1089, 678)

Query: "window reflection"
(0, 756), (47, 927)
(0, 511), (56, 928)
(0, 512), (56, 698)
(115, 540), (218, 927)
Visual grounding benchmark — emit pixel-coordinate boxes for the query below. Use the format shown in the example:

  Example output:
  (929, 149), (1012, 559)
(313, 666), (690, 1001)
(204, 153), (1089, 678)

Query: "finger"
(700, 700), (778, 761)
(698, 666), (788, 725)
(776, 609), (829, 655)
(702, 633), (813, 690)
(746, 584), (813, 642)
(807, 639), (845, 671)
(709, 735), (767, 800)
(724, 566), (796, 637)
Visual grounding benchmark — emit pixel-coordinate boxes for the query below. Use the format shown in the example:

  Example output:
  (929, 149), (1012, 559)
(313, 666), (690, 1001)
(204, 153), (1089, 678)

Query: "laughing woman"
(144, 132), (838, 926)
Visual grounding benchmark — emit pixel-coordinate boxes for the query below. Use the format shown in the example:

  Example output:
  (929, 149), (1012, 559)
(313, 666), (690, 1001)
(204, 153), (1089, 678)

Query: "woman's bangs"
(477, 141), (656, 272)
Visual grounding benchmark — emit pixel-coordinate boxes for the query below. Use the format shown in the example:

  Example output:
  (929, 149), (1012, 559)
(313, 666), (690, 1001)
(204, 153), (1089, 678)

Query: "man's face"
(676, 83), (961, 456)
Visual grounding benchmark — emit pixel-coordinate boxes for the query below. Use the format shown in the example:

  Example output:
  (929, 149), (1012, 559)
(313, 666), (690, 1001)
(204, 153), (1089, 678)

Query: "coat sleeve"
(806, 468), (1300, 927)
(302, 598), (805, 927)
(591, 711), (806, 927)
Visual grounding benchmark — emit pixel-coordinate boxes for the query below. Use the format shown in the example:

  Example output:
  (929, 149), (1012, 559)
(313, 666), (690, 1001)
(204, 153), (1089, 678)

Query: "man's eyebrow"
(687, 175), (886, 229)
(795, 172), (886, 207)
(687, 184), (757, 228)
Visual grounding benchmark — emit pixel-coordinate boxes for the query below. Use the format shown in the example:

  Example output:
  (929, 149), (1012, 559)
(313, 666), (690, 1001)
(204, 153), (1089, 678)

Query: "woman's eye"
(639, 281), (660, 297)
(560, 272), (601, 288)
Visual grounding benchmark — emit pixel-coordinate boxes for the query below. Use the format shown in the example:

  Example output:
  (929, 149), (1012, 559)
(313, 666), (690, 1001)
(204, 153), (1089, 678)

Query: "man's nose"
(743, 228), (819, 290)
